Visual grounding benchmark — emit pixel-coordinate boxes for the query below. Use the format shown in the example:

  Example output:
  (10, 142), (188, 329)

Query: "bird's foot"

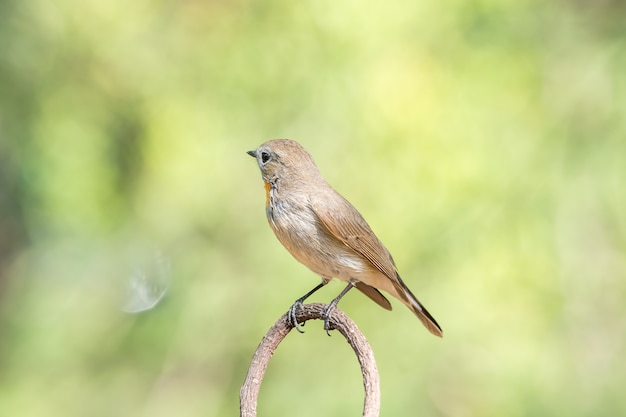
(322, 303), (336, 336)
(287, 300), (306, 333)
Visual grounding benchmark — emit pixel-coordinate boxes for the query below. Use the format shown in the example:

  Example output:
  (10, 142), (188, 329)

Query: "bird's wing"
(354, 282), (392, 310)
(311, 194), (443, 337)
(310, 195), (408, 302)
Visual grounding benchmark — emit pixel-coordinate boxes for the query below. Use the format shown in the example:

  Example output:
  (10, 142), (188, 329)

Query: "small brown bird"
(247, 139), (442, 337)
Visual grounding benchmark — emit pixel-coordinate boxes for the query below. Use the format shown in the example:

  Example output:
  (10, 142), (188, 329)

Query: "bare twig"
(240, 303), (380, 417)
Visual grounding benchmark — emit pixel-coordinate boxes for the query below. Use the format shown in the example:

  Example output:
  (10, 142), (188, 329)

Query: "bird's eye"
(260, 151), (271, 164)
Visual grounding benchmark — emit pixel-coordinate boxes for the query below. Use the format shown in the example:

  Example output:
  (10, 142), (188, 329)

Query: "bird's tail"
(396, 275), (443, 337)
(408, 297), (443, 337)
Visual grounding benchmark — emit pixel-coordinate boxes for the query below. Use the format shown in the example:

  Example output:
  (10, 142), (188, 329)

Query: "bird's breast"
(266, 195), (372, 281)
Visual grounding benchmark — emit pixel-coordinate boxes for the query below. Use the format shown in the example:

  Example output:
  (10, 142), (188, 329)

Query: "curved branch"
(240, 303), (380, 417)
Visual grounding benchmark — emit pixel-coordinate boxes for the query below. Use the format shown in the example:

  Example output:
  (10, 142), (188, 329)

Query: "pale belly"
(267, 197), (391, 291)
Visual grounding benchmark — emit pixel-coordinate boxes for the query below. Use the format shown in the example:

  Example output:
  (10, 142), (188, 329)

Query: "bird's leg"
(288, 282), (326, 333)
(323, 282), (356, 336)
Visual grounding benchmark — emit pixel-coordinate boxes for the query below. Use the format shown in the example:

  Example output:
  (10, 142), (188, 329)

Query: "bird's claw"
(288, 298), (337, 336)
(288, 300), (305, 333)
(322, 304), (335, 336)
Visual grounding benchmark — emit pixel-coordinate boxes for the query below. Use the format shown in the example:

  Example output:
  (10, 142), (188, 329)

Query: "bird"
(247, 139), (442, 337)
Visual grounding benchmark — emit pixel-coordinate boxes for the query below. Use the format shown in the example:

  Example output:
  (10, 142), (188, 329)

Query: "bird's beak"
(246, 149), (257, 158)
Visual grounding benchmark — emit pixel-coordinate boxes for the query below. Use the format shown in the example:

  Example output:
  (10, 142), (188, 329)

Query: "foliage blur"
(1, 0), (625, 416)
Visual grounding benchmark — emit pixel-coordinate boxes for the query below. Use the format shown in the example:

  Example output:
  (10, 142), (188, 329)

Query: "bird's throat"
(264, 181), (271, 205)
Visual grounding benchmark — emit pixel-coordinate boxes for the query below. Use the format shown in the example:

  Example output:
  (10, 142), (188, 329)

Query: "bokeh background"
(1, 0), (625, 416)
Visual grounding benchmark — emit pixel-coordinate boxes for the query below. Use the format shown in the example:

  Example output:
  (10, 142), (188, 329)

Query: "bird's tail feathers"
(396, 275), (443, 337)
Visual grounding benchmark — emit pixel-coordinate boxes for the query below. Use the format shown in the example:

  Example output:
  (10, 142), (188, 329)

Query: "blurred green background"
(1, 0), (625, 416)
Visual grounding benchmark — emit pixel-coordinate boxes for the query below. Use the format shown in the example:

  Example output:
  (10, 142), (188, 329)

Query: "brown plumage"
(248, 139), (442, 337)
